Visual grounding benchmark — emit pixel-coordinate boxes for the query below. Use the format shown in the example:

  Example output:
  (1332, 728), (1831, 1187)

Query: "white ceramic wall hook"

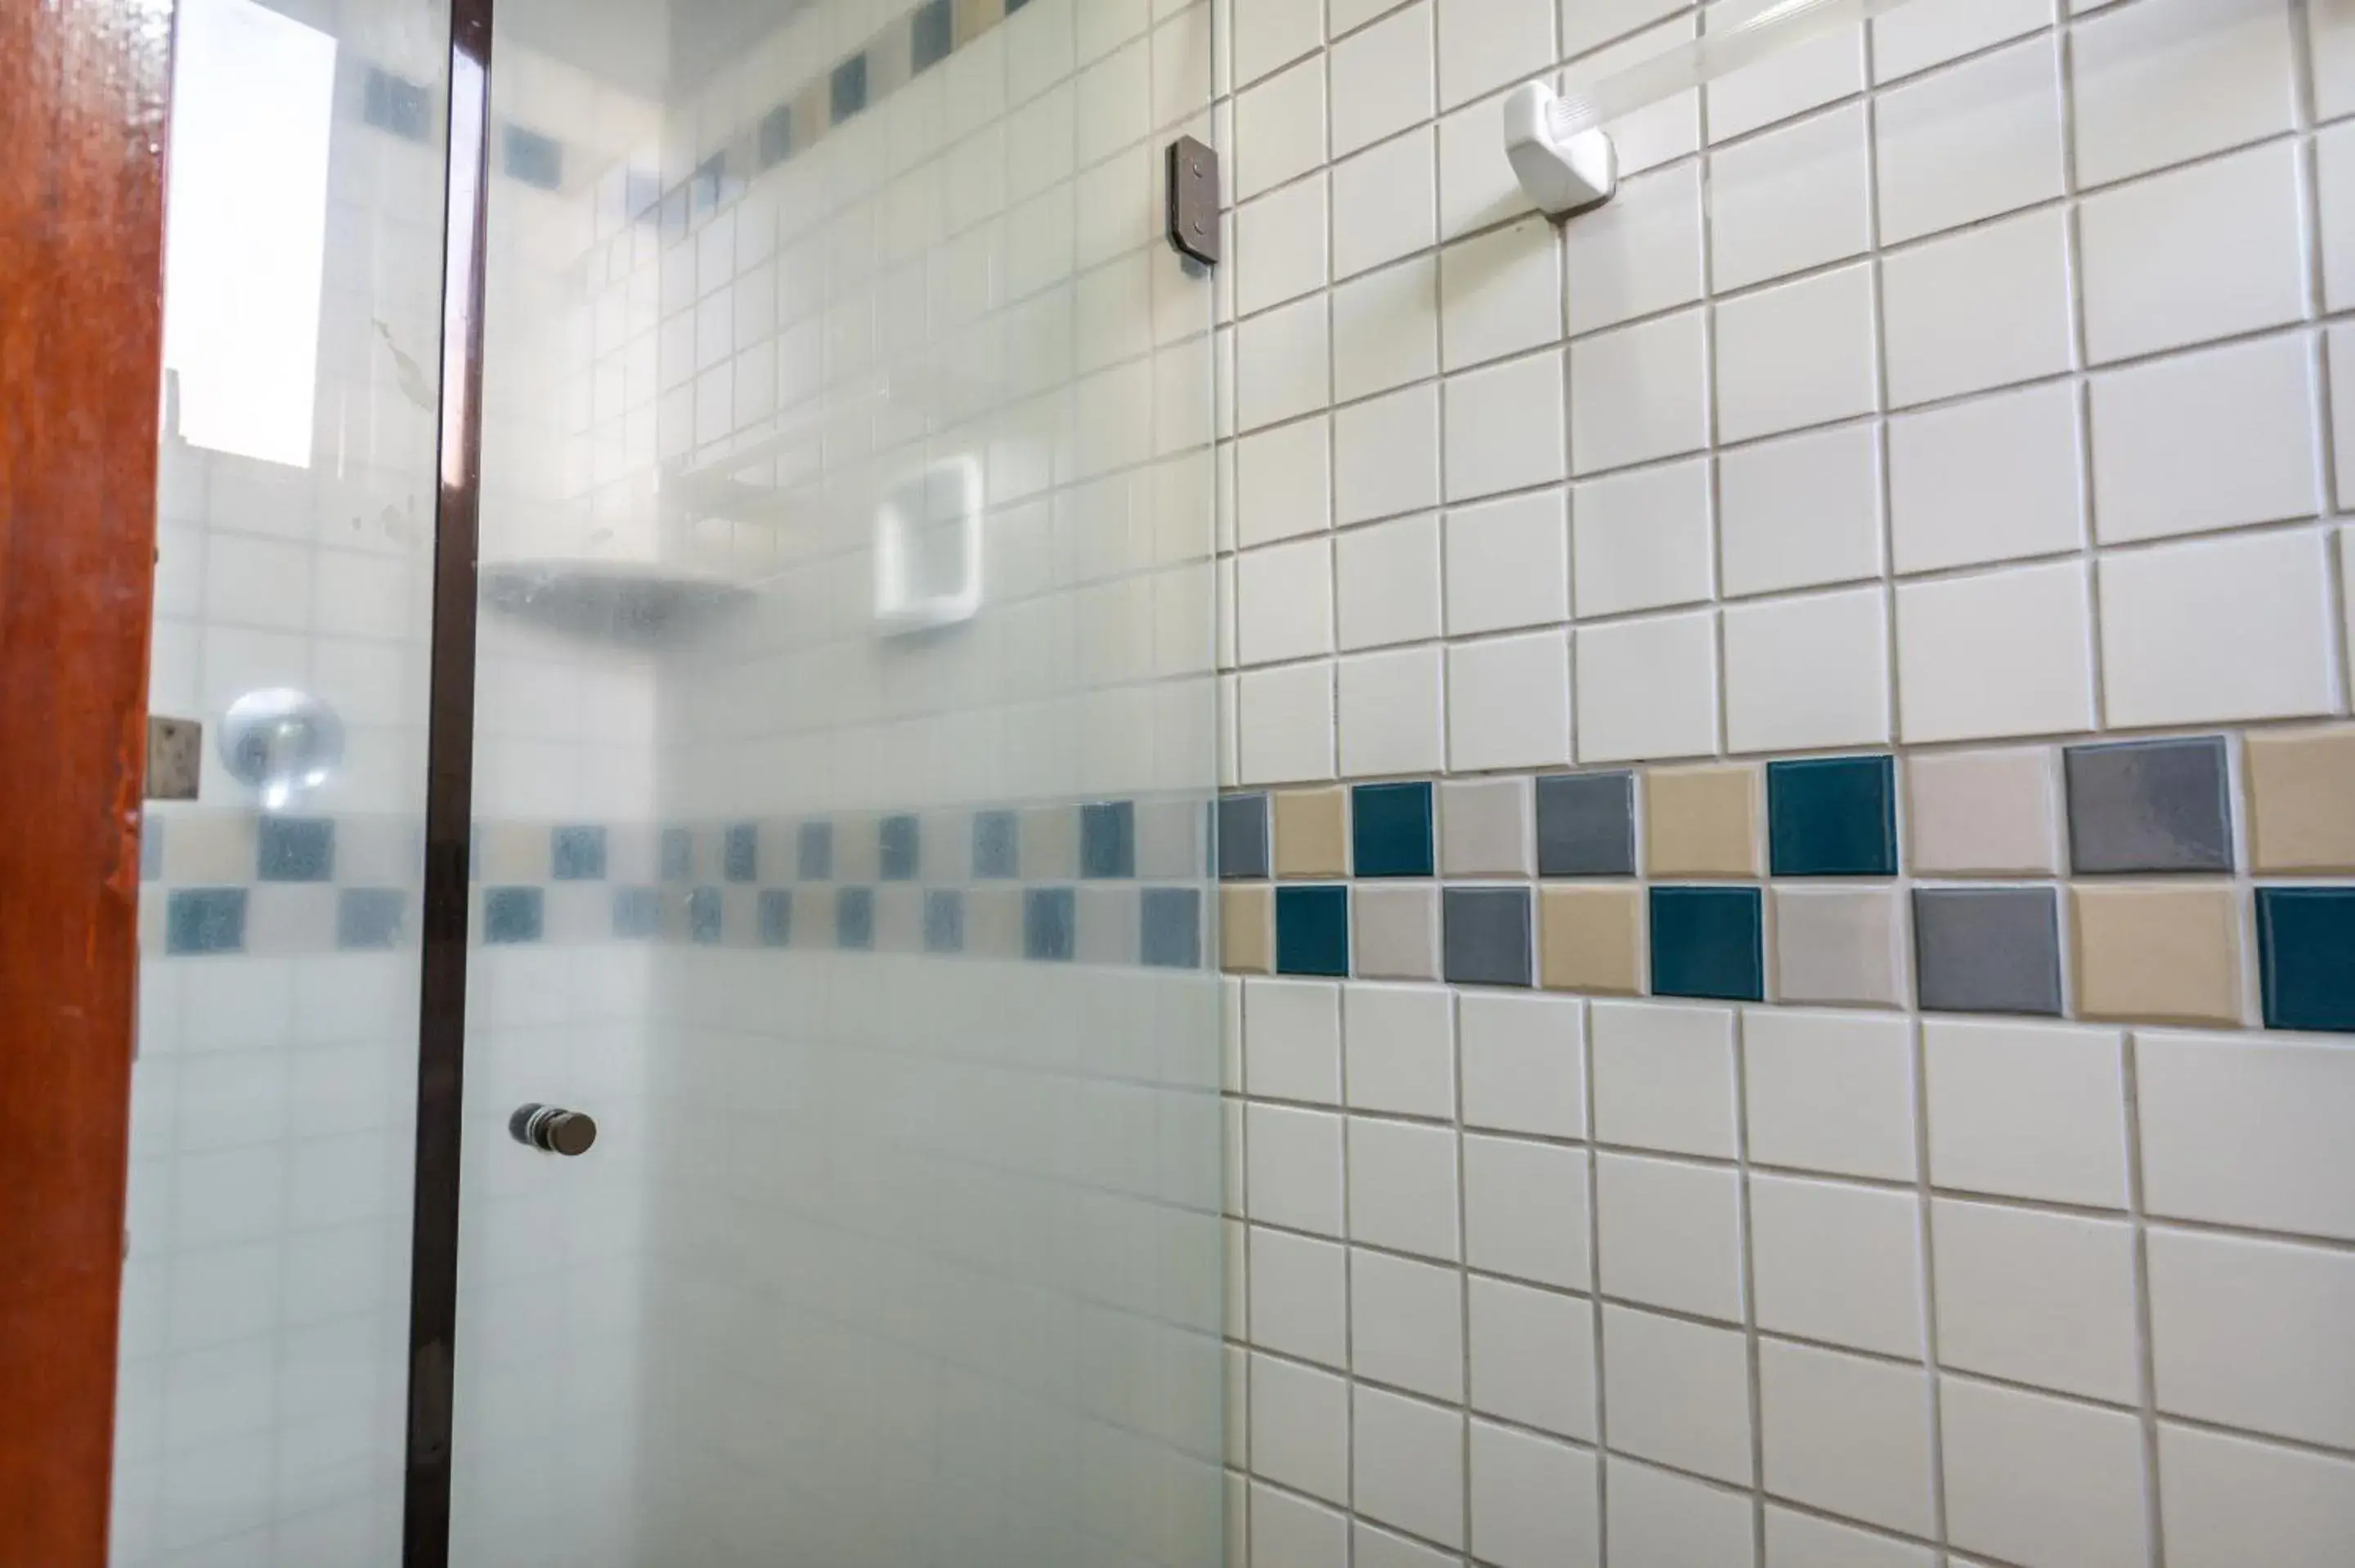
(1503, 81), (1617, 220)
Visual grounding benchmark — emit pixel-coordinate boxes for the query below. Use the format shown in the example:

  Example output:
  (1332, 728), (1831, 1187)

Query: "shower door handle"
(509, 1103), (597, 1156)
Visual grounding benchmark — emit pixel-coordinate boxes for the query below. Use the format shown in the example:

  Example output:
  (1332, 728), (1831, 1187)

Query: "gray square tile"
(1076, 885), (1138, 965)
(2064, 737), (2233, 874)
(1142, 887), (1203, 968)
(1218, 794), (1270, 879)
(1913, 888), (2063, 1017)
(245, 885), (338, 954)
(1443, 887), (1534, 988)
(1440, 778), (1532, 876)
(337, 888), (406, 949)
(1536, 772), (1637, 876)
(1355, 885), (1441, 979)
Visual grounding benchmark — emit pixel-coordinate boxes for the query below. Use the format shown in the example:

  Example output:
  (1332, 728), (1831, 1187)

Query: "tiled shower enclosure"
(1214, 0), (2355, 1565)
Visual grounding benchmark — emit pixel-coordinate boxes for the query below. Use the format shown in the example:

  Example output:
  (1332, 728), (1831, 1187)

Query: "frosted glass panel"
(454, 0), (1224, 1562)
(116, 0), (454, 1561)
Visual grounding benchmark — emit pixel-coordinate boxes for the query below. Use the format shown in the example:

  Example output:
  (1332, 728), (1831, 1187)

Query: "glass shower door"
(454, 1), (1225, 1563)
(113, 0), (454, 1561)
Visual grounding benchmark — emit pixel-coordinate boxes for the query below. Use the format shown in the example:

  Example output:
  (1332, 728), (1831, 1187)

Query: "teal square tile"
(1082, 801), (1137, 878)
(167, 889), (247, 955)
(1650, 886), (1765, 1001)
(258, 818), (334, 882)
(552, 826), (608, 880)
(724, 823), (758, 882)
(1768, 755), (1896, 876)
(484, 887), (544, 944)
(1276, 885), (1349, 977)
(2259, 889), (2355, 1033)
(1352, 782), (1434, 879)
(837, 887), (875, 950)
(880, 814), (920, 880)
(1025, 888), (1074, 961)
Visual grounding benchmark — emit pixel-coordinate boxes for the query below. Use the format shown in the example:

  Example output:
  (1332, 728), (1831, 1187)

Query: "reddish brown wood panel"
(0, 1), (174, 1562)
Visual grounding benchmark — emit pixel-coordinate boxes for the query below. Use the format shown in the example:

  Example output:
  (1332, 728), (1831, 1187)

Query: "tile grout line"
(2122, 1021), (2171, 1568)
(1581, 997), (1613, 1565)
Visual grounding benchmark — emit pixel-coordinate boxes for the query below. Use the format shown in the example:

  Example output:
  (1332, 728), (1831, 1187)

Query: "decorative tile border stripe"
(637, 0), (1029, 237)
(139, 793), (1215, 973)
(1215, 727), (2355, 1036)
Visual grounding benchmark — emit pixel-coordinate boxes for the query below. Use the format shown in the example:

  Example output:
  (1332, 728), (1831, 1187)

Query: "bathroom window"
(160, 0), (337, 468)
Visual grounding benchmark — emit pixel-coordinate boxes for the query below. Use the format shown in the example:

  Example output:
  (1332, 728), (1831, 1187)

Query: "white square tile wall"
(1216, 2), (2355, 1564)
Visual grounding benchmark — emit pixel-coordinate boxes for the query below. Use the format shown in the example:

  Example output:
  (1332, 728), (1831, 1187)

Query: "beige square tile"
(338, 817), (420, 885)
(1909, 747), (2061, 876)
(2246, 726), (2355, 872)
(1021, 805), (1079, 880)
(159, 809), (258, 884)
(721, 888), (768, 949)
(478, 822), (551, 884)
(2072, 886), (2244, 1028)
(756, 819), (801, 884)
(836, 816), (882, 882)
(1775, 887), (1908, 1007)
(874, 885), (925, 952)
(954, 0), (1003, 45)
(1540, 885), (1643, 995)
(1222, 885), (1272, 974)
(1272, 787), (1348, 878)
(967, 888), (1025, 958)
(792, 84), (829, 148)
(137, 888), (167, 955)
(1645, 765), (1761, 878)
(867, 24), (913, 96)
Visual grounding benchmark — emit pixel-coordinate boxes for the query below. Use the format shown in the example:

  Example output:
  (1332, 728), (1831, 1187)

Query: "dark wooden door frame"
(0, 1), (175, 1563)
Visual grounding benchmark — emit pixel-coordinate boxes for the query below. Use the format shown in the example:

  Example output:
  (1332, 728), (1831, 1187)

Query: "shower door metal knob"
(509, 1103), (597, 1157)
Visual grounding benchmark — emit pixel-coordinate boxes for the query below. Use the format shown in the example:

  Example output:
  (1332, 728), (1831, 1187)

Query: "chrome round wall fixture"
(219, 688), (344, 812)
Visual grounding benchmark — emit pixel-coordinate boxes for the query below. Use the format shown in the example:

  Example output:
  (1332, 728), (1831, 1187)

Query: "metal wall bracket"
(1166, 135), (1221, 267)
(145, 715), (201, 801)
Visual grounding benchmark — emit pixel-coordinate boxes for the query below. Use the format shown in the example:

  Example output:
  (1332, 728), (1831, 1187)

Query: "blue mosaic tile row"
(1219, 741), (2261, 885)
(155, 871), (1209, 970)
(1254, 880), (2125, 1015)
(622, 0), (1031, 242)
(1223, 734), (2355, 1033)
